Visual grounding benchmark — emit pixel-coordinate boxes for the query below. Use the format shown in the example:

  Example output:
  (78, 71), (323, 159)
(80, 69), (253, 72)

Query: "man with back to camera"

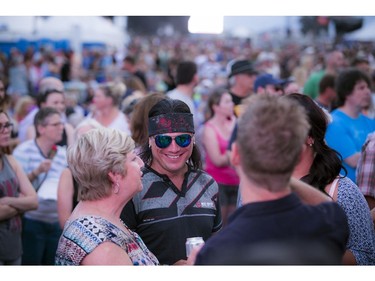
(194, 94), (349, 265)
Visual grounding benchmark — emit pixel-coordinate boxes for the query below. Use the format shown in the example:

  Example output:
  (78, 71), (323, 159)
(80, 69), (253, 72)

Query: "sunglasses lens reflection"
(155, 135), (172, 148)
(154, 134), (192, 148)
(175, 134), (192, 147)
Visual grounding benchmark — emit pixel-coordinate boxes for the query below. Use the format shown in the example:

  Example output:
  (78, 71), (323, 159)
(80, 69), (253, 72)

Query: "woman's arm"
(290, 177), (332, 205)
(0, 204), (18, 220)
(344, 152), (361, 169)
(342, 250), (357, 265)
(338, 178), (375, 265)
(202, 125), (230, 167)
(0, 155), (38, 212)
(57, 168), (75, 229)
(81, 242), (133, 265)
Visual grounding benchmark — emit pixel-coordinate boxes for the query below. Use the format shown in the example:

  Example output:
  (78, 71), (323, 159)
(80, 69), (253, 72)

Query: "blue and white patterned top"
(337, 177), (375, 265)
(55, 216), (159, 265)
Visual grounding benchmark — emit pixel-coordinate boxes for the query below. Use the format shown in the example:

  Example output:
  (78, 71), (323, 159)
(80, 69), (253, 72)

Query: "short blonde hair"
(67, 128), (135, 201)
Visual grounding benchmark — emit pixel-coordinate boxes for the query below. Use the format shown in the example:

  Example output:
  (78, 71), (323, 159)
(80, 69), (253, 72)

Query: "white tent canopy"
(0, 16), (127, 50)
(345, 18), (375, 41)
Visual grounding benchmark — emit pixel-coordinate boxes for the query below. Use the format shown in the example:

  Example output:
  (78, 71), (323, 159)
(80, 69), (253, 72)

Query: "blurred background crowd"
(0, 16), (375, 131)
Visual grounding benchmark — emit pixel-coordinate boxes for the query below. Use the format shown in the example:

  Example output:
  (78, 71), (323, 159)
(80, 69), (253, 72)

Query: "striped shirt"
(356, 132), (375, 198)
(13, 139), (67, 223)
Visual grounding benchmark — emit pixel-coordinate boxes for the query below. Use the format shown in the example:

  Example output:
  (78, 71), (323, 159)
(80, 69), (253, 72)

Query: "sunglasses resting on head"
(153, 134), (192, 149)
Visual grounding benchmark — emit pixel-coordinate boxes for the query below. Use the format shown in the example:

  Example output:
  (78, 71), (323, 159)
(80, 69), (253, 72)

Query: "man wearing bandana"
(121, 99), (222, 265)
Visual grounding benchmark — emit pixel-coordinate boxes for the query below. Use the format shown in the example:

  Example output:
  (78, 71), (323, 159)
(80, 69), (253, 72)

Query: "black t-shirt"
(229, 91), (243, 106)
(195, 193), (349, 265)
(121, 165), (222, 265)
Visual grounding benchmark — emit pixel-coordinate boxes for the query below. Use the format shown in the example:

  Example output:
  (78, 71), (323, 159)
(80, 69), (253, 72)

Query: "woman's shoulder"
(339, 176), (361, 192)
(4, 154), (20, 172)
(338, 177), (361, 195)
(68, 215), (112, 228)
(338, 176), (369, 209)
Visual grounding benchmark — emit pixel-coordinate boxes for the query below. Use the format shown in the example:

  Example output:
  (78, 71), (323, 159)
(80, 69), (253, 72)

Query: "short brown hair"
(237, 95), (309, 191)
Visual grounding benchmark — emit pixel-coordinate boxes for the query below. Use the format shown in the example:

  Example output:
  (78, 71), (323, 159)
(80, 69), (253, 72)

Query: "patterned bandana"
(148, 113), (195, 136)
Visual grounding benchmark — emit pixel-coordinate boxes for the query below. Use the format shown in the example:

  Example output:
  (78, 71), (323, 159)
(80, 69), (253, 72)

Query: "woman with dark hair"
(285, 93), (375, 265)
(121, 98), (222, 265)
(202, 86), (238, 227)
(0, 79), (19, 151)
(128, 92), (167, 152)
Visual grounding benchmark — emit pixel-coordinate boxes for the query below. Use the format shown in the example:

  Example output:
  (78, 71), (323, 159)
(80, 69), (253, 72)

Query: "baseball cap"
(254, 73), (285, 92)
(227, 59), (258, 78)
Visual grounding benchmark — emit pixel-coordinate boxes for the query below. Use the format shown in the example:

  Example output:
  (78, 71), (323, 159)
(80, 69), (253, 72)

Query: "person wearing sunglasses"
(0, 109), (38, 265)
(121, 98), (222, 265)
(0, 79), (19, 152)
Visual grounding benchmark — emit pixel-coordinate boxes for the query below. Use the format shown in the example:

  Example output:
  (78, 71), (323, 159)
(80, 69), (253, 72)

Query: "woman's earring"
(114, 181), (120, 194)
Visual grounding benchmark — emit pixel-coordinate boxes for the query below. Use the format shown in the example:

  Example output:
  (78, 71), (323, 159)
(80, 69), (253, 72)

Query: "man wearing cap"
(254, 73), (285, 96)
(227, 59), (258, 111)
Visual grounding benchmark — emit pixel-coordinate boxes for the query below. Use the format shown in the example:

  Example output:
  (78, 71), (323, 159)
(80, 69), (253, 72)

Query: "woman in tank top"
(202, 86), (239, 227)
(0, 110), (38, 265)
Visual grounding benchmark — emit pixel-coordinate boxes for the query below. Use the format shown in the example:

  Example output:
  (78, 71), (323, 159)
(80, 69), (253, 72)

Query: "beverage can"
(185, 236), (205, 257)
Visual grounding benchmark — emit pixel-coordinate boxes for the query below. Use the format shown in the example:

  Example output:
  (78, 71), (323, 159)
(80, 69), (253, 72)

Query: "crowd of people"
(0, 33), (375, 265)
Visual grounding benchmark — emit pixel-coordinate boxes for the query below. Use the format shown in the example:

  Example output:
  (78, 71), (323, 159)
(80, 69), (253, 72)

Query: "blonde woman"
(57, 119), (103, 228)
(55, 128), (158, 265)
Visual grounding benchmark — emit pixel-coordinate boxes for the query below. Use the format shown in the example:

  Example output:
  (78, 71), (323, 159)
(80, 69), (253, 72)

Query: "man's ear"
(107, 171), (116, 185)
(36, 123), (45, 136)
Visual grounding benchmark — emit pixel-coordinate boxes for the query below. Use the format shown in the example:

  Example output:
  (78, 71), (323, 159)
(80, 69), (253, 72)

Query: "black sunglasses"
(0, 122), (13, 132)
(154, 134), (192, 149)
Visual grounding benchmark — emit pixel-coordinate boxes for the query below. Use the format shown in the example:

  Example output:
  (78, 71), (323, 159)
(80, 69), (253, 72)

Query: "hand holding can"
(186, 237), (205, 258)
